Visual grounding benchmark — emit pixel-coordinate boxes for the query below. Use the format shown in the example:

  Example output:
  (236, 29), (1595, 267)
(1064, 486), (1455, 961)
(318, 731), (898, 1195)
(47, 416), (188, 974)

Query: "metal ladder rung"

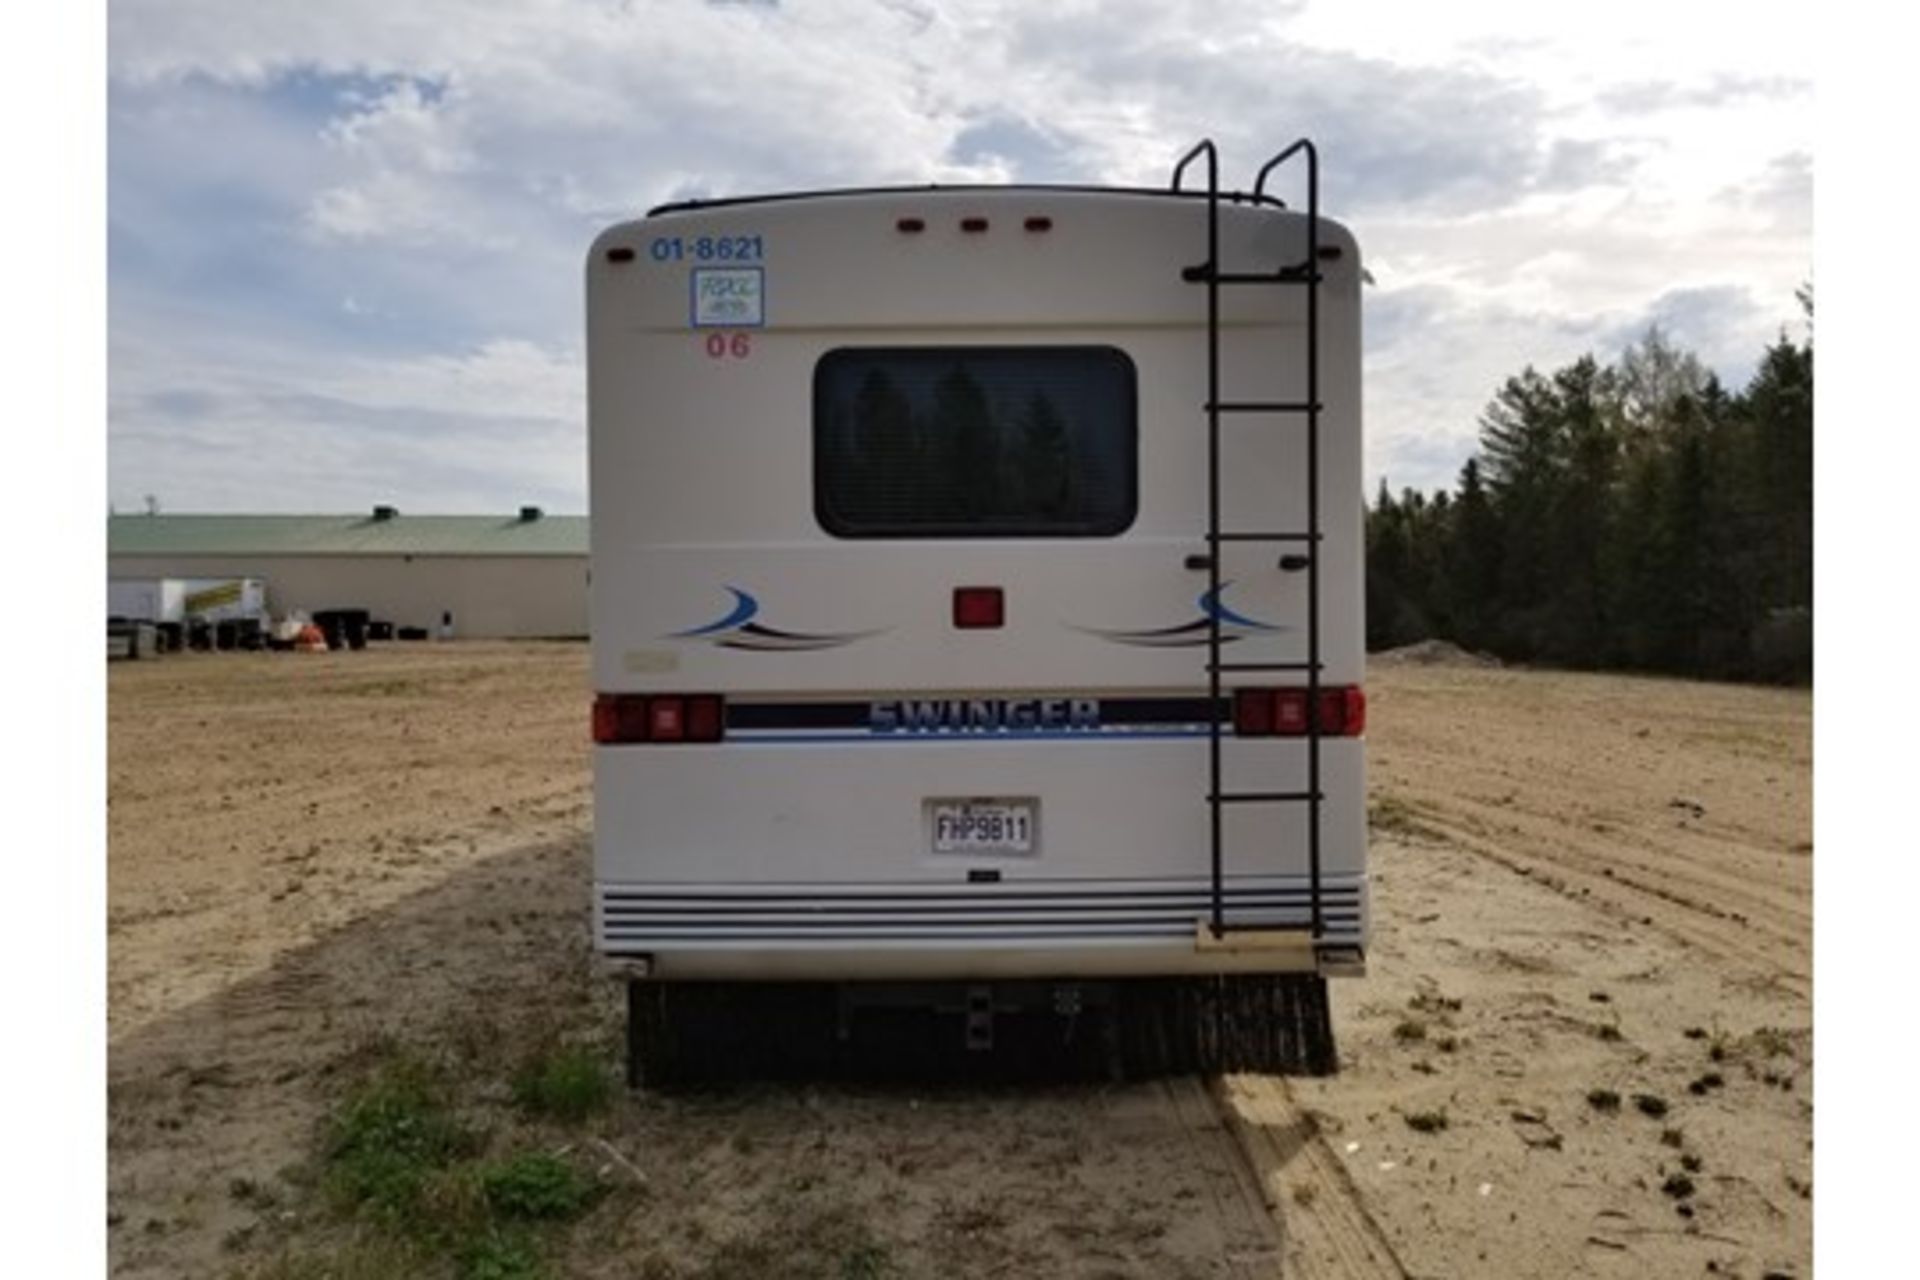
(1210, 791), (1322, 804)
(1208, 661), (1321, 673)
(1212, 531), (1320, 543)
(1180, 266), (1322, 285)
(1207, 401), (1321, 414)
(1218, 269), (1321, 284)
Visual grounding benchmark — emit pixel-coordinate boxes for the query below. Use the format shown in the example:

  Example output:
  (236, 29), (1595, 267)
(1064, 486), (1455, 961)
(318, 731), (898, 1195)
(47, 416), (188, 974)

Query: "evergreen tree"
(1362, 300), (1809, 683)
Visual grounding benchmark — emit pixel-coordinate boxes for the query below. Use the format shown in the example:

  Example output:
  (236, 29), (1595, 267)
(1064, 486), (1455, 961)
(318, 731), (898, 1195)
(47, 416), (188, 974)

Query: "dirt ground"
(107, 643), (1811, 1278)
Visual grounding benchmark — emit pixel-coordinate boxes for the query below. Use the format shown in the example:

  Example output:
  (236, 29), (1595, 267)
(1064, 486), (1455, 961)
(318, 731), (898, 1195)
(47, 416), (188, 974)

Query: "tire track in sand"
(1210, 1074), (1408, 1279)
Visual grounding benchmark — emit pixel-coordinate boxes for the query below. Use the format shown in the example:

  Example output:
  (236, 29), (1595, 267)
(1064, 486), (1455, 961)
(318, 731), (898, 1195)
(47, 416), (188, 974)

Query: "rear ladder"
(1171, 138), (1327, 945)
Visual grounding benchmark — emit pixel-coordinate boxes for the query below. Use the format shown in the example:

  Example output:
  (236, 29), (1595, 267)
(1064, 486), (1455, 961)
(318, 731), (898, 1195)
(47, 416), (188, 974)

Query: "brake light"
(952, 586), (1005, 629)
(1320, 686), (1366, 735)
(1230, 686), (1366, 737)
(1232, 688), (1273, 736)
(649, 696), (686, 742)
(593, 694), (725, 744)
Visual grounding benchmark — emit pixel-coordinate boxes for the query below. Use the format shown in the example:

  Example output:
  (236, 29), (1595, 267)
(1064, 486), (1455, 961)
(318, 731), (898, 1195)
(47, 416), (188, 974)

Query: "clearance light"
(1231, 686), (1366, 737)
(952, 586), (1005, 629)
(593, 694), (725, 744)
(1024, 216), (1053, 232)
(960, 216), (990, 233)
(896, 217), (926, 233)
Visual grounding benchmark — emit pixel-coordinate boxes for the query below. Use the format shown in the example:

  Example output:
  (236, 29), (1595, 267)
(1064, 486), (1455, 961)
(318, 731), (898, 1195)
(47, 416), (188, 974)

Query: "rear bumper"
(595, 874), (1367, 980)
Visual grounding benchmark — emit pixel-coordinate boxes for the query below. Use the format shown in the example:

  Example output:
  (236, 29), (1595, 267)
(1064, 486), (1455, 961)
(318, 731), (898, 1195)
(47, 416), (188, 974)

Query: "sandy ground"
(107, 644), (1811, 1278)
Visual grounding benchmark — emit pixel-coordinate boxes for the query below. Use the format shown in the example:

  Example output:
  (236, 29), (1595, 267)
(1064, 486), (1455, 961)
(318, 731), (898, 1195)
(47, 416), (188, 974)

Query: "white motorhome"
(587, 140), (1365, 1081)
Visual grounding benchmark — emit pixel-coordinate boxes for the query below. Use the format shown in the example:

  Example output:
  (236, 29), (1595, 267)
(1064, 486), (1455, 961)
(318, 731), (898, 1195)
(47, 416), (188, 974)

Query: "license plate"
(929, 799), (1037, 855)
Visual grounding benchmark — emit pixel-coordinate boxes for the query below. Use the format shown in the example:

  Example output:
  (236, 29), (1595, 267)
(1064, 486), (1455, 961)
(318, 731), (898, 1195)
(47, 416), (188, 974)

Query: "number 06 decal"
(704, 332), (752, 359)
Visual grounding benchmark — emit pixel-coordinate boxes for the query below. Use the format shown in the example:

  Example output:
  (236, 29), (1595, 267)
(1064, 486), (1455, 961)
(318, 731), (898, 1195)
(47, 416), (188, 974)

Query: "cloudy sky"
(106, 0), (1811, 514)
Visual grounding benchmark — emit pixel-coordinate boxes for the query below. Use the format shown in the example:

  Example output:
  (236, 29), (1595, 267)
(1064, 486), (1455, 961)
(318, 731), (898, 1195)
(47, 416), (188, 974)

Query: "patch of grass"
(459, 1227), (546, 1280)
(509, 1044), (613, 1125)
(1391, 1019), (1428, 1044)
(1633, 1093), (1669, 1119)
(1407, 991), (1463, 1016)
(1659, 1127), (1685, 1149)
(282, 1042), (622, 1280)
(1291, 1181), (1319, 1207)
(479, 1152), (600, 1223)
(1404, 1109), (1449, 1134)
(1661, 1172), (1696, 1200)
(1586, 1089), (1622, 1113)
(1680, 1153), (1703, 1173)
(1435, 1035), (1460, 1054)
(1592, 1021), (1624, 1043)
(1687, 1071), (1726, 1096)
(322, 1056), (479, 1226)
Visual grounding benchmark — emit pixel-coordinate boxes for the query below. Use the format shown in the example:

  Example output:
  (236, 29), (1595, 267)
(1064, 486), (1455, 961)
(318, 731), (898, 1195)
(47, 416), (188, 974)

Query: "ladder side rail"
(1252, 137), (1327, 942)
(1305, 142), (1323, 941)
(1200, 146), (1225, 939)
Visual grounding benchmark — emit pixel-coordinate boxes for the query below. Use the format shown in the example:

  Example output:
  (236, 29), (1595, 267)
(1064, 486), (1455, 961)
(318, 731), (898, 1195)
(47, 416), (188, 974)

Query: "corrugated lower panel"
(597, 880), (1365, 946)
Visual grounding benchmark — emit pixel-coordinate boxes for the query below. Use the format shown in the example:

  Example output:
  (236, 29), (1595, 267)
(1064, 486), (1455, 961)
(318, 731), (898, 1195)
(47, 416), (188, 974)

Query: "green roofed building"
(108, 508), (589, 638)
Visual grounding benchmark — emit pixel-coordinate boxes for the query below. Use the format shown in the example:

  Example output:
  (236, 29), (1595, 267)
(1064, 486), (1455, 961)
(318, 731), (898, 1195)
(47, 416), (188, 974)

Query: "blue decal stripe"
(726, 729), (1214, 744)
(1199, 581), (1280, 632)
(673, 585), (760, 637)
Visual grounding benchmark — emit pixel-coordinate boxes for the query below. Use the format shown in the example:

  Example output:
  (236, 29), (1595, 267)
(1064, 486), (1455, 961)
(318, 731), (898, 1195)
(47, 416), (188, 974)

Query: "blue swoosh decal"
(1199, 581), (1279, 632)
(672, 585), (759, 637)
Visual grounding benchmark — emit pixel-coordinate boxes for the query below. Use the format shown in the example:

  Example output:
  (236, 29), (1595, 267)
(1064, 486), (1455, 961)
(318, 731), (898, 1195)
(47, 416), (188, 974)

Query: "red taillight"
(1275, 689), (1311, 734)
(1320, 686), (1366, 735)
(649, 696), (686, 741)
(952, 586), (1005, 629)
(685, 695), (724, 742)
(1233, 688), (1273, 736)
(1231, 686), (1366, 737)
(593, 694), (725, 744)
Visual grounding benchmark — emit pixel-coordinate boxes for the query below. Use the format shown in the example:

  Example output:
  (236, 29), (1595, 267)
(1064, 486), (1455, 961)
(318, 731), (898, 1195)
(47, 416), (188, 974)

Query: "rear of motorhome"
(587, 140), (1366, 1080)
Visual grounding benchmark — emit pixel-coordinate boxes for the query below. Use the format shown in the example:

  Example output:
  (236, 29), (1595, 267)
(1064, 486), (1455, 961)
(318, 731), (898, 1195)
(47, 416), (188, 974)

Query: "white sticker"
(622, 648), (680, 673)
(691, 267), (764, 328)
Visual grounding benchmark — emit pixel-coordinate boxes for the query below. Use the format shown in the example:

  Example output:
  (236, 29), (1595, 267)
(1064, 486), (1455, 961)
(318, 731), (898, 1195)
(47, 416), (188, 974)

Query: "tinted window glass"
(814, 346), (1137, 538)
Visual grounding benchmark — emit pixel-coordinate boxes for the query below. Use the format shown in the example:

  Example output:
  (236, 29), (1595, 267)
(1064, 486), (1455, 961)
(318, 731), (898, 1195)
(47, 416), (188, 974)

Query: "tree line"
(1366, 294), (1812, 682)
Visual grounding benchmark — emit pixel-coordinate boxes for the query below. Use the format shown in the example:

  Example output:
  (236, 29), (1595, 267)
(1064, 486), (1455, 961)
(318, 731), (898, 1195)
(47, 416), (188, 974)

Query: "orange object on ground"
(294, 624), (328, 652)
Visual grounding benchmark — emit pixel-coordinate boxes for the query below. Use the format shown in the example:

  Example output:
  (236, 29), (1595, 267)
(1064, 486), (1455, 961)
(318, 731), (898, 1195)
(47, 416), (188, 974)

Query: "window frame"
(811, 344), (1140, 540)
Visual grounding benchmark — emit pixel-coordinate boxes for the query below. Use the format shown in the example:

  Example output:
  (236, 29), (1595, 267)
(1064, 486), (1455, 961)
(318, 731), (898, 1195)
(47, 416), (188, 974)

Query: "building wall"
(107, 554), (588, 639)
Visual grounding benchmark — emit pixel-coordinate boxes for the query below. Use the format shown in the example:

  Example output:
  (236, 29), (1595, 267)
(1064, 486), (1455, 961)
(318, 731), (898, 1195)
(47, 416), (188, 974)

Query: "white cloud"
(108, 0), (1814, 506)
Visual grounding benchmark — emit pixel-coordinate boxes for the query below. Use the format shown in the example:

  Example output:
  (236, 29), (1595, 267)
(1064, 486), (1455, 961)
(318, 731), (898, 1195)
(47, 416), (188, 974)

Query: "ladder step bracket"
(1211, 531), (1321, 543)
(1207, 401), (1321, 414)
(1209, 791), (1324, 805)
(1180, 266), (1323, 285)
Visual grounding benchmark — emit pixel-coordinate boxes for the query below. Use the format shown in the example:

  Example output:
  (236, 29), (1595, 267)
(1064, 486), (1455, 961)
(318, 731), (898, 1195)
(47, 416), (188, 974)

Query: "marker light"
(952, 587), (1005, 629)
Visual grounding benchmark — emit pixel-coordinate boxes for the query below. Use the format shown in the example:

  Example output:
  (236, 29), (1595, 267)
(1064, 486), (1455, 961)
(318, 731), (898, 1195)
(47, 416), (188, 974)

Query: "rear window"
(814, 346), (1137, 538)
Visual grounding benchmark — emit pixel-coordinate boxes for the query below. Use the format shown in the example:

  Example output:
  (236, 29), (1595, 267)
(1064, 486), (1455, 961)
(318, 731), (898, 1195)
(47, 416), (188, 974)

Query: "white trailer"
(108, 578), (187, 624)
(587, 139), (1366, 1080)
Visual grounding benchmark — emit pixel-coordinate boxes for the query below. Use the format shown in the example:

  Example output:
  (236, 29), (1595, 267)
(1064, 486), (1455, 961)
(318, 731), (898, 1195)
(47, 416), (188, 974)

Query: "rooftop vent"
(372, 504), (399, 521)
(519, 505), (543, 522)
